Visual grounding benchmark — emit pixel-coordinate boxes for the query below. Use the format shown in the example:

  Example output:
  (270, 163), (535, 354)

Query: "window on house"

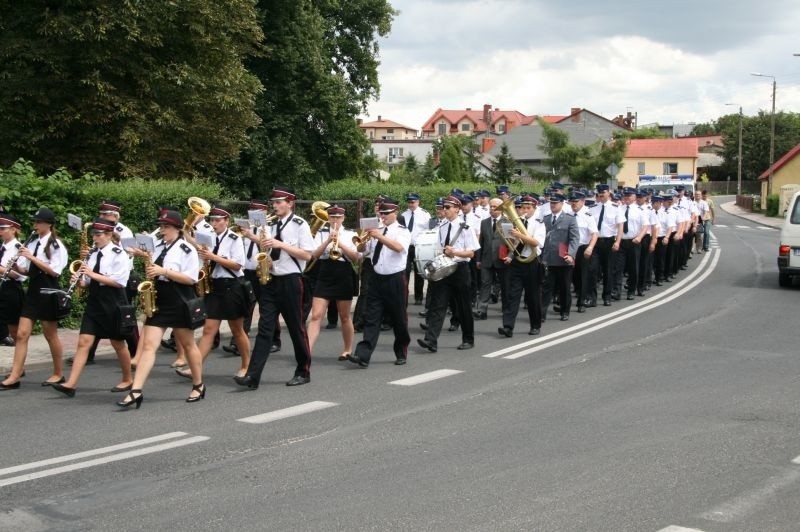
(461, 123), (471, 131)
(386, 128), (394, 133)
(498, 123), (505, 133)
(388, 147), (404, 157)
(382, 136), (394, 140)
(637, 162), (645, 175)
(663, 162), (678, 174)
(369, 130), (374, 139)
(438, 122), (447, 136)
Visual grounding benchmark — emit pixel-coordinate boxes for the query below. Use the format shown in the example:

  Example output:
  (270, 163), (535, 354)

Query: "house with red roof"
(758, 143), (800, 210)
(420, 104), (536, 138)
(359, 116), (418, 140)
(618, 138), (699, 187)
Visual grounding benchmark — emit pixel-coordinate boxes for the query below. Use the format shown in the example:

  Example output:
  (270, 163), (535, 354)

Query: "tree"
(538, 119), (625, 186)
(420, 153), (436, 183)
(0, 1), (263, 178)
(217, 0), (395, 195)
(490, 142), (516, 183)
(437, 137), (468, 182)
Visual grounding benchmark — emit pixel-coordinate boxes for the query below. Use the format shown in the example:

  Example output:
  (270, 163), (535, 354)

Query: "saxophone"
(255, 222), (271, 285)
(137, 251), (158, 318)
(196, 247), (212, 296)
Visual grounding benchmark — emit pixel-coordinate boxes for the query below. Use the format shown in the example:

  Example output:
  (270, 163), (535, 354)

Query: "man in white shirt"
(568, 192), (599, 312)
(401, 192), (430, 305)
(615, 188), (649, 300)
(588, 184), (624, 306)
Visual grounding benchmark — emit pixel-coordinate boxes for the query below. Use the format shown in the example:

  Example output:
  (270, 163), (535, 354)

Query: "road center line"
(389, 369), (463, 386)
(0, 436), (209, 488)
(505, 250), (720, 359)
(0, 431), (189, 477)
(483, 250), (716, 358)
(237, 401), (338, 424)
(657, 526), (705, 532)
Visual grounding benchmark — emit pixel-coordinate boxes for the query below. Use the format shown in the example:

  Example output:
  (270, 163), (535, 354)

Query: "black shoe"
(186, 383), (206, 402)
(414, 299), (423, 305)
(626, 294), (635, 300)
(0, 380), (21, 390)
(117, 390), (143, 409)
(654, 281), (662, 286)
(419, 322), (428, 331)
(41, 377), (65, 387)
(233, 375), (259, 389)
(528, 328), (540, 336)
(160, 338), (177, 352)
(577, 306), (585, 313)
(418, 309), (428, 317)
(325, 323), (337, 330)
(448, 324), (459, 332)
(394, 357), (407, 365)
(560, 315), (569, 321)
(347, 354), (369, 367)
(490, 295), (498, 303)
(380, 323), (392, 331)
(270, 344), (280, 353)
(636, 290), (644, 297)
(497, 327), (513, 338)
(603, 300), (611, 306)
(110, 384), (133, 393)
(553, 304), (561, 313)
(587, 300), (597, 308)
(0, 336), (15, 347)
(222, 343), (239, 354)
(456, 342), (473, 350)
(611, 293), (621, 301)
(417, 338), (437, 353)
(286, 375), (310, 386)
(472, 311), (487, 320)
(52, 383), (77, 397)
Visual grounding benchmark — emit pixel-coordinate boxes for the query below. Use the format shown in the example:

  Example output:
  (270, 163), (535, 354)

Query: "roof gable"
(758, 143), (800, 180)
(360, 118), (416, 131)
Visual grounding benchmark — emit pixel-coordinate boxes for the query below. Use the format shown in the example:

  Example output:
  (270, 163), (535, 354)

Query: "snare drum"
(414, 230), (439, 275)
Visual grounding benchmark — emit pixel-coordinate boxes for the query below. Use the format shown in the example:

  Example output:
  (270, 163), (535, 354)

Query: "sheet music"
(194, 232), (214, 248)
(359, 217), (380, 230)
(67, 213), (83, 231)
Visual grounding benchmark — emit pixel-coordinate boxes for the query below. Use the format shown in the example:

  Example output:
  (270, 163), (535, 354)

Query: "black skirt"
(144, 280), (198, 330)
(205, 277), (248, 320)
(0, 280), (25, 325)
(79, 284), (129, 340)
(314, 259), (355, 300)
(20, 273), (61, 322)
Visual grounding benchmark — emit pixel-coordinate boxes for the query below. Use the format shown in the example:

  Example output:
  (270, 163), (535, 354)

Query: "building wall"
(618, 156), (697, 187)
(362, 126), (417, 140)
(764, 156), (800, 208)
(369, 140), (435, 167)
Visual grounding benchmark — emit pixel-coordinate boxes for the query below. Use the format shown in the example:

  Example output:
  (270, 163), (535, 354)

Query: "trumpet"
(351, 230), (372, 247)
(328, 224), (342, 261)
(137, 249), (158, 318)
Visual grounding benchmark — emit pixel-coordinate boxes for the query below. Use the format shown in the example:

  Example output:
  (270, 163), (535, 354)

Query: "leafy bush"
(766, 193), (780, 217)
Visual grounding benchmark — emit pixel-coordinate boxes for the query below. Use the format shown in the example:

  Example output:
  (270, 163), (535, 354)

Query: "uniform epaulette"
(398, 224), (407, 229)
(52, 241), (60, 249)
(227, 233), (238, 240)
(292, 217), (304, 225)
(14, 242), (21, 249)
(112, 246), (123, 254)
(585, 212), (592, 216)
(418, 207), (429, 214)
(115, 225), (124, 232)
(180, 243), (192, 254)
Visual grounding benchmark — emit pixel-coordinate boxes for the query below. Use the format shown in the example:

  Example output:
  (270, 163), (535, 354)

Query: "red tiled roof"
(421, 107), (534, 133)
(540, 116), (567, 123)
(626, 138), (698, 158)
(690, 134), (724, 148)
(359, 119), (416, 131)
(758, 143), (800, 180)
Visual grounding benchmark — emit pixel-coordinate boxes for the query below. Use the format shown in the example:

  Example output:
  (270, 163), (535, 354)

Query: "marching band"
(0, 182), (708, 405)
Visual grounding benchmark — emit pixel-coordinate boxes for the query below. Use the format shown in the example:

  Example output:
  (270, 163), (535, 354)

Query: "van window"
(791, 197), (800, 224)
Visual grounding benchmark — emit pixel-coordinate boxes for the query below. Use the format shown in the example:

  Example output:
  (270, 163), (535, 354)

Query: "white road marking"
(0, 436), (209, 488)
(657, 527), (705, 532)
(237, 401), (338, 424)
(701, 467), (800, 522)
(483, 250), (717, 359)
(504, 250), (721, 359)
(714, 224), (727, 228)
(735, 225), (751, 229)
(389, 369), (463, 386)
(791, 455), (800, 464)
(0, 432), (189, 477)
(757, 226), (775, 230)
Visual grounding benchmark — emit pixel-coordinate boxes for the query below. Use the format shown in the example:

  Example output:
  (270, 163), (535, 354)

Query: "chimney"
(483, 104), (491, 127)
(571, 107), (581, 122)
(466, 108), (472, 111)
(481, 137), (497, 154)
(356, 118), (363, 125)
(377, 115), (382, 122)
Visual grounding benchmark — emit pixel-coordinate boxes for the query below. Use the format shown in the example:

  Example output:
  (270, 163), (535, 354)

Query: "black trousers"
(595, 237), (616, 300)
(405, 245), (426, 303)
(615, 239), (640, 296)
(543, 265), (573, 317)
(573, 245), (595, 308)
(477, 265), (504, 313)
(354, 271), (410, 363)
(501, 259), (542, 331)
(423, 263), (474, 348)
(637, 234), (653, 291)
(666, 233), (679, 276)
(653, 237), (667, 282)
(247, 273), (310, 380)
(243, 269), (281, 347)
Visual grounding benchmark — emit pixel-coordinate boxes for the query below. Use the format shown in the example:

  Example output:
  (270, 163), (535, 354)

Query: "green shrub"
(766, 193), (780, 217)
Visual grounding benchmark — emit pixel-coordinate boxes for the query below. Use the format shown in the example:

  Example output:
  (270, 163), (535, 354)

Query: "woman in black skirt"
(177, 205), (250, 379)
(51, 219), (133, 397)
(306, 205), (360, 360)
(1, 208), (69, 390)
(121, 210), (204, 408)
(0, 214), (29, 356)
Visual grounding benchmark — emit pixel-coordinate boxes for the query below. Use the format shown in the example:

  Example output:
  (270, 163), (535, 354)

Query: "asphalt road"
(1, 197), (799, 532)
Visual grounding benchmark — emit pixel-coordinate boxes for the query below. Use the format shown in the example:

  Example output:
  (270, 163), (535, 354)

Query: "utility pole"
(725, 103), (744, 195)
(751, 73), (776, 204)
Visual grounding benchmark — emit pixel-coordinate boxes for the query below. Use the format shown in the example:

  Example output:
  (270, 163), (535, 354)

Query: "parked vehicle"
(778, 190), (800, 287)
(638, 174), (696, 195)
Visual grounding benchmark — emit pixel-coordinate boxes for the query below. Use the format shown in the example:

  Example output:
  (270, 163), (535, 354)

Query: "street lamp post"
(750, 73), (776, 203)
(725, 103), (743, 195)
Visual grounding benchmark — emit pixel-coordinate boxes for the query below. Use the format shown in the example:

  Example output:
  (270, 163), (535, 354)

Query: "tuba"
(137, 251), (158, 318)
(308, 201), (330, 238)
(496, 197), (538, 263)
(183, 197), (211, 236)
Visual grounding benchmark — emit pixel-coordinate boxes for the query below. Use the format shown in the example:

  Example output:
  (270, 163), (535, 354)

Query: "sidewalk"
(719, 201), (784, 229)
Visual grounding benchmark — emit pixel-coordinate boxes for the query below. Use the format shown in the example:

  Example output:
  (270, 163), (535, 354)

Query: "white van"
(778, 190), (800, 287)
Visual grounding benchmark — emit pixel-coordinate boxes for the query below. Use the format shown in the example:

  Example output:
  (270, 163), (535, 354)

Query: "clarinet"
(0, 231), (38, 288)
(64, 247), (98, 300)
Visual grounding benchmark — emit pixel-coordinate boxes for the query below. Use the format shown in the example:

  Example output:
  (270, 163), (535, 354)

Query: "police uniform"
(570, 197), (598, 312)
(588, 193), (625, 304)
(636, 197), (658, 293)
(205, 228), (249, 320)
(541, 197), (580, 320)
(352, 202), (411, 366)
(19, 228), (68, 322)
(615, 191), (647, 299)
(79, 242), (130, 340)
(420, 201), (480, 350)
(244, 200), (315, 384)
(653, 197), (675, 284)
(145, 236), (201, 329)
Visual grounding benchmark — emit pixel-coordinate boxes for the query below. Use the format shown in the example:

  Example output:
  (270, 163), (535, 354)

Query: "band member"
(636, 190), (659, 293)
(497, 195), (546, 337)
(52, 219), (133, 397)
(353, 196), (391, 331)
(234, 186), (314, 388)
(306, 205), (359, 360)
(348, 198), (411, 367)
(541, 194), (580, 321)
(417, 195), (479, 352)
(474, 190), (491, 220)
(178, 205), (250, 379)
(0, 214), (27, 353)
(223, 199), (281, 355)
(568, 192), (598, 313)
(1, 208), (68, 389)
(121, 210), (204, 407)
(474, 198), (505, 320)
(401, 193), (430, 306)
(652, 195), (675, 285)
(588, 184), (624, 306)
(614, 188), (648, 300)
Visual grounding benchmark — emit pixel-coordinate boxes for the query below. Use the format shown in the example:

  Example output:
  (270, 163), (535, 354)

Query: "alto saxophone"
(137, 251), (158, 318)
(255, 223), (271, 285)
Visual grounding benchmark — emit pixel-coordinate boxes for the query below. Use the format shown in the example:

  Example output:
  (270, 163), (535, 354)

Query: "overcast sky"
(364, 0), (800, 132)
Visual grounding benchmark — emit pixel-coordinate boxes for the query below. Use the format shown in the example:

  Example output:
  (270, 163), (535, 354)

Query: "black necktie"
(93, 250), (102, 273)
(623, 206), (630, 234)
(33, 241), (41, 258)
(597, 205), (605, 230)
(0, 245), (5, 264)
(523, 218), (528, 229)
(492, 218), (497, 233)
(372, 227), (388, 264)
(444, 223), (452, 246)
(155, 244), (168, 266)
(408, 211), (414, 232)
(270, 221), (283, 261)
